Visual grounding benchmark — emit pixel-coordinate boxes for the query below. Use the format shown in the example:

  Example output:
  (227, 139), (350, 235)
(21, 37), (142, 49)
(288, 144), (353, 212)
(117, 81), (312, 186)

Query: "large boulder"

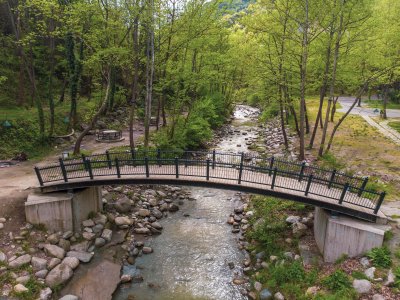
(44, 244), (66, 259)
(31, 257), (47, 272)
(66, 251), (93, 263)
(114, 197), (132, 213)
(8, 254), (31, 269)
(352, 279), (372, 294)
(45, 263), (74, 288)
(114, 216), (132, 227)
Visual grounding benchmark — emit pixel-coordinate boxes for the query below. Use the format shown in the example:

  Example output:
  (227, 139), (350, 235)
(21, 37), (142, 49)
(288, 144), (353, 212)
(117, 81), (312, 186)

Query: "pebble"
(13, 284), (28, 293)
(364, 267), (375, 279)
(142, 247), (153, 254)
(254, 281), (262, 291)
(120, 274), (133, 283)
(259, 288), (272, 300)
(274, 292), (285, 300)
(59, 295), (79, 300)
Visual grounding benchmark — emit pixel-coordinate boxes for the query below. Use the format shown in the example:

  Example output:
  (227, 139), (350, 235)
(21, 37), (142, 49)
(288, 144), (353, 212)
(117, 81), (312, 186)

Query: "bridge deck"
(37, 161), (386, 222)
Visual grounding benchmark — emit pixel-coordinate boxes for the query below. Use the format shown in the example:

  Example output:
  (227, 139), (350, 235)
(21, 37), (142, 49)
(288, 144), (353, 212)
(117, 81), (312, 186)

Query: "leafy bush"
(367, 247), (392, 268)
(260, 101), (280, 121)
(271, 261), (306, 285)
(322, 270), (352, 291)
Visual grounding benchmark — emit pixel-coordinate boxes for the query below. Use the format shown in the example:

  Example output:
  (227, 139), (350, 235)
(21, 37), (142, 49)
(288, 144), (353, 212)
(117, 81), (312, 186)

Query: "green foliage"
(259, 101), (280, 122)
(270, 261), (306, 285)
(248, 196), (306, 255)
(367, 247), (392, 268)
(14, 278), (45, 300)
(318, 153), (345, 170)
(384, 230), (394, 241)
(154, 94), (229, 151)
(388, 122), (400, 133)
(394, 266), (400, 287)
(351, 270), (369, 280)
(322, 270), (352, 292)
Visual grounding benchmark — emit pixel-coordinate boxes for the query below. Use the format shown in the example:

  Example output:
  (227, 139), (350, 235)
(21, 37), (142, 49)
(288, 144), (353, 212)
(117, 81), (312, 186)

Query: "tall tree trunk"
(59, 76), (67, 103)
(382, 86), (388, 119)
(48, 15), (56, 137)
(129, 8), (140, 149)
(330, 96), (339, 122)
(319, 2), (344, 156)
(144, 0), (155, 149)
(299, 0), (309, 160)
(325, 83), (369, 153)
(74, 71), (111, 155)
(308, 28), (334, 148)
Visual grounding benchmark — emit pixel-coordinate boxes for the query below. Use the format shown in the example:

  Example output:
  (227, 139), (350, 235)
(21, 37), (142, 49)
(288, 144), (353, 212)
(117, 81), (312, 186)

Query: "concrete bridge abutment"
(25, 186), (102, 232)
(314, 207), (389, 262)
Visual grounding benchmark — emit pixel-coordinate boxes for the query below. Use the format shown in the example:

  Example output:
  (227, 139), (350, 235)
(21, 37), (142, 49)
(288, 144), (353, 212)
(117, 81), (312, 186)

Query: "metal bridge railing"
(34, 149), (386, 215)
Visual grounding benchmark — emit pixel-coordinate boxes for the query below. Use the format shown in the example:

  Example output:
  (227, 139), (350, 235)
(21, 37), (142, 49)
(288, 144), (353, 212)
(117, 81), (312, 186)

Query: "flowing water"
(114, 105), (260, 300)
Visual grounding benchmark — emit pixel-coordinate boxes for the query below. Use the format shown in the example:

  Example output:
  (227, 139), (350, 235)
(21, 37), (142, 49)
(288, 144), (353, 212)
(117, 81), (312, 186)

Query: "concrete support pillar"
(314, 207), (389, 262)
(25, 187), (102, 233)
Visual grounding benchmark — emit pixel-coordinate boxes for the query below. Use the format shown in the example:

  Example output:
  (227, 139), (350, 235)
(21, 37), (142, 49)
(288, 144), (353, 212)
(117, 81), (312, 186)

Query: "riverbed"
(113, 105), (260, 300)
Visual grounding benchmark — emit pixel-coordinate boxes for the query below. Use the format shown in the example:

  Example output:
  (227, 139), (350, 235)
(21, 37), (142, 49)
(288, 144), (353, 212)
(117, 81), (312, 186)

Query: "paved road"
(338, 97), (400, 118)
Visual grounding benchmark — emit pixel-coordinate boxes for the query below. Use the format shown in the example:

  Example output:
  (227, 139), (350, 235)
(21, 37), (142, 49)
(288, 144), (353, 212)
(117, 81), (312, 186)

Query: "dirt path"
(0, 123), (152, 229)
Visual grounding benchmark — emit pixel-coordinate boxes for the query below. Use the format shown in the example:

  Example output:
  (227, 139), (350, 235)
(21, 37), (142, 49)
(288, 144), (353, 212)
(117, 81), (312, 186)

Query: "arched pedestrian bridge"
(34, 149), (386, 222)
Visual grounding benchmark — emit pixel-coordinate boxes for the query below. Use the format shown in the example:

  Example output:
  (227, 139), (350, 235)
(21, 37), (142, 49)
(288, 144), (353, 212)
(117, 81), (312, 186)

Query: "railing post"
(115, 158), (121, 178)
(299, 161), (306, 182)
(34, 167), (44, 186)
(81, 154), (88, 171)
(145, 157), (149, 178)
(175, 157), (179, 178)
(184, 151), (188, 168)
(269, 156), (275, 176)
(328, 169), (336, 189)
(358, 177), (369, 197)
(339, 183), (349, 204)
(271, 168), (277, 189)
(59, 158), (68, 182)
(206, 159), (210, 180)
(86, 159), (93, 179)
(212, 150), (216, 170)
(374, 191), (386, 214)
(106, 150), (112, 169)
(305, 175), (313, 196)
(238, 152), (244, 184)
(157, 148), (161, 167)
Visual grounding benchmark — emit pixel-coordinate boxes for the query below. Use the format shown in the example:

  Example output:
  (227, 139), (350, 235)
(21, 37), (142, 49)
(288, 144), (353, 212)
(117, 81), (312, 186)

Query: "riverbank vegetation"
(1, 0), (400, 160)
(245, 195), (400, 299)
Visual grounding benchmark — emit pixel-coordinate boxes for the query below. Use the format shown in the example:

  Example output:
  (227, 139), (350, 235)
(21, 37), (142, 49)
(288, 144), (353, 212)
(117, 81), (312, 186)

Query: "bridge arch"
(35, 149), (386, 222)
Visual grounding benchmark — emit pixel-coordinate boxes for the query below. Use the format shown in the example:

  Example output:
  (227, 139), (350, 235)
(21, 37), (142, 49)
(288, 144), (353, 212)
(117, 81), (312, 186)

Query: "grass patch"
(13, 278), (46, 300)
(367, 247), (392, 268)
(388, 121), (400, 133)
(247, 196), (308, 256)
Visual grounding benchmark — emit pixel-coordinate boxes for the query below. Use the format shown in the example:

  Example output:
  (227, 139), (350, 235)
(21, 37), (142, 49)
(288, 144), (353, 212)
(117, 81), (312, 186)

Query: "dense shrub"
(153, 94), (231, 150)
(260, 101), (280, 121)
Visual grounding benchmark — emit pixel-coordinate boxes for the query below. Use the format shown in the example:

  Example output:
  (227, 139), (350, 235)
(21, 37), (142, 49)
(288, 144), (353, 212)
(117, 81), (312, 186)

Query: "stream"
(113, 105), (260, 300)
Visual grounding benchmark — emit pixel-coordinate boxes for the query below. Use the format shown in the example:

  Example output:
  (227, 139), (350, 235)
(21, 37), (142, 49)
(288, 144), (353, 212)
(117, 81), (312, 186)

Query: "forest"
(0, 0), (399, 159)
